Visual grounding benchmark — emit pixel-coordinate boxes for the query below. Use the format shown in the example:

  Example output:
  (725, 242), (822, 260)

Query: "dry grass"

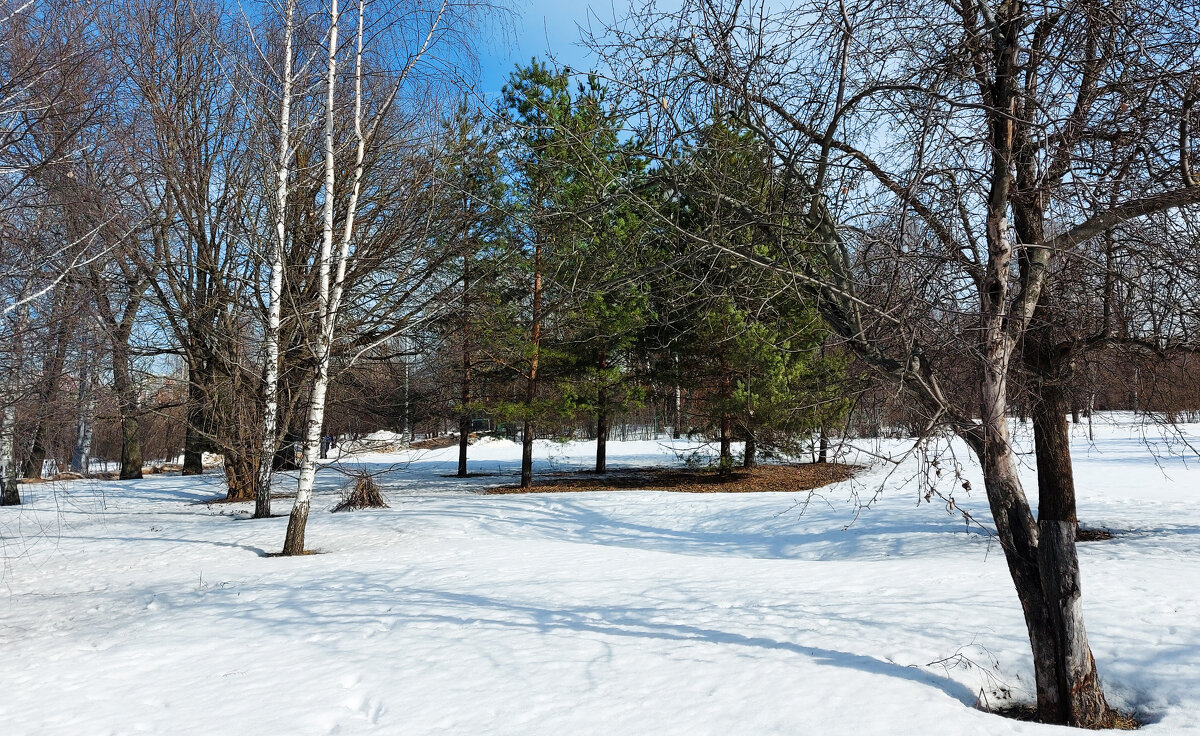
(486, 462), (858, 495)
(411, 435), (460, 450)
(1077, 527), (1116, 542)
(331, 473), (388, 512)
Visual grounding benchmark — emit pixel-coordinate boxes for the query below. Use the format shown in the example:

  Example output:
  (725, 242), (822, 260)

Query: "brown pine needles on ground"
(486, 463), (858, 495)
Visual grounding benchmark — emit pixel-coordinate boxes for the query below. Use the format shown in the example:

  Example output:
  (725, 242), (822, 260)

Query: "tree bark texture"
(595, 350), (608, 474)
(520, 234), (543, 489)
(0, 403), (18, 505)
(743, 433), (756, 468)
(457, 254), (472, 478)
(112, 337), (143, 480)
(23, 303), (72, 479)
(183, 361), (211, 475)
(718, 357), (732, 476)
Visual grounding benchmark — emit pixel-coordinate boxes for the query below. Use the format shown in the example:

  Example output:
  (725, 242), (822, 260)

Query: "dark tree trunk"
(596, 408), (608, 474)
(457, 415), (470, 477)
(223, 448), (258, 502)
(743, 433), (756, 468)
(520, 236), (542, 490)
(0, 477), (17, 505)
(23, 433), (47, 480)
(112, 340), (143, 480)
(596, 350), (608, 474)
(718, 358), (732, 476)
(521, 418), (534, 488)
(818, 429), (829, 463)
(458, 256), (472, 478)
(1030, 379), (1109, 725)
(183, 362), (210, 475)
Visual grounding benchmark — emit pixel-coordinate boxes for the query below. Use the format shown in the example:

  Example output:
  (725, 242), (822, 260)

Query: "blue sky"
(474, 0), (616, 97)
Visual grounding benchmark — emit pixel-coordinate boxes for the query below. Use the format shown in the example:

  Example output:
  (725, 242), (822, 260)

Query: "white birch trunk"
(1, 294), (27, 505)
(0, 401), (17, 505)
(256, 0), (297, 519)
(285, 0), (372, 554)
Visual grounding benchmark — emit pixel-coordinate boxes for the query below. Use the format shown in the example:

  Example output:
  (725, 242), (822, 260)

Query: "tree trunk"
(223, 446), (258, 502)
(183, 361), (210, 475)
(70, 346), (96, 474)
(257, 0), (297, 519)
(457, 253), (472, 478)
(457, 415), (471, 477)
(595, 350), (608, 474)
(818, 429), (829, 463)
(23, 428), (47, 480)
(520, 228), (543, 489)
(521, 418), (534, 488)
(596, 406), (608, 474)
(743, 433), (756, 468)
(977, 315), (1110, 727)
(24, 308), (71, 480)
(1030, 379), (1109, 724)
(0, 403), (18, 506)
(112, 338), (143, 480)
(719, 358), (732, 476)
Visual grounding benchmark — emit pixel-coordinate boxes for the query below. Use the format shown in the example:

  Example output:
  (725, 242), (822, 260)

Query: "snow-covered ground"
(1, 415), (1198, 735)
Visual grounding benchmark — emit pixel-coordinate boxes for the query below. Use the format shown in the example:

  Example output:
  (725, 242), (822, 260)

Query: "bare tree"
(593, 0), (1200, 725)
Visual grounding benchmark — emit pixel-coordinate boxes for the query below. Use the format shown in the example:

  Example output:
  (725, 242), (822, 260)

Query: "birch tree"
(255, 0), (299, 520)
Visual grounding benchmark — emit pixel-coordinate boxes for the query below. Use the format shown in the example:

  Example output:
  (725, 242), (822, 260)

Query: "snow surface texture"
(1, 415), (1198, 735)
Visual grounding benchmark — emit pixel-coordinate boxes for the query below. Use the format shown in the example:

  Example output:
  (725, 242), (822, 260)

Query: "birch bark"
(256, 0), (297, 520)
(283, 0), (368, 554)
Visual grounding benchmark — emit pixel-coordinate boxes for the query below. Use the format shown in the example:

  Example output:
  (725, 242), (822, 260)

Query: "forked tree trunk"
(978, 317), (1109, 727)
(284, 0), (371, 554)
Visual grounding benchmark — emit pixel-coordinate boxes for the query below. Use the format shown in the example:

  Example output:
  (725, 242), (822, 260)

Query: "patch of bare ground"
(486, 462), (858, 495)
(1077, 526), (1115, 542)
(411, 435), (459, 450)
(989, 704), (1141, 730)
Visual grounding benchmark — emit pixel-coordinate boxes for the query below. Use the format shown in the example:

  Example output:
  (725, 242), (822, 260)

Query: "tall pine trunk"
(457, 254), (472, 477)
(595, 350), (608, 474)
(718, 357), (732, 476)
(520, 234), (542, 489)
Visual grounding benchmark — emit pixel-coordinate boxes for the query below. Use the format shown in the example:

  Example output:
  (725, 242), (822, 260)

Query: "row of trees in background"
(0, 1), (847, 532)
